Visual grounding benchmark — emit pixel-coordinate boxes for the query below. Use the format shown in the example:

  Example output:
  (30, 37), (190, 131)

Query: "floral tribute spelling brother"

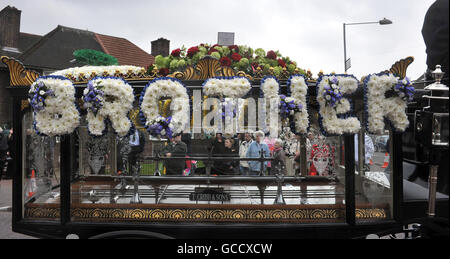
(27, 44), (415, 137)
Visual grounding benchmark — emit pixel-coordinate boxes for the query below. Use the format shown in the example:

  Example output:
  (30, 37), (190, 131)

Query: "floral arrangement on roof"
(149, 43), (307, 78)
(51, 65), (145, 81)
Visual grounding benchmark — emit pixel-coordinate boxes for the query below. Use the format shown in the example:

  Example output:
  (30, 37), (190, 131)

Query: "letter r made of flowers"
(364, 73), (411, 134)
(84, 77), (135, 137)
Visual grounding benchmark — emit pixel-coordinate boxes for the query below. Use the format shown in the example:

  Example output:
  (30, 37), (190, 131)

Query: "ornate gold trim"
(21, 100), (30, 111)
(169, 57), (253, 81)
(24, 206), (388, 222)
(1, 56), (40, 86)
(381, 56), (415, 78)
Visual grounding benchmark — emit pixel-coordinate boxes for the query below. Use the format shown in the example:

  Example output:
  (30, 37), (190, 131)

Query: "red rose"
(231, 53), (242, 62)
(251, 62), (260, 72)
(187, 46), (199, 58)
(219, 57), (231, 67)
(171, 48), (181, 57)
(207, 48), (219, 55)
(266, 50), (277, 60)
(159, 68), (169, 76)
(277, 58), (286, 68)
(229, 45), (239, 52)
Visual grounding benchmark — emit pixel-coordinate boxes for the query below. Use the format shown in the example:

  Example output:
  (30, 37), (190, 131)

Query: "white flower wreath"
(51, 65), (145, 81)
(203, 76), (251, 98)
(84, 77), (135, 136)
(140, 78), (190, 138)
(202, 77), (251, 134)
(29, 76), (80, 136)
(316, 75), (361, 135)
(364, 73), (411, 134)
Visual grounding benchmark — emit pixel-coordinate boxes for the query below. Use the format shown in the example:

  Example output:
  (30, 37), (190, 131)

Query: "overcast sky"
(4, 0), (438, 80)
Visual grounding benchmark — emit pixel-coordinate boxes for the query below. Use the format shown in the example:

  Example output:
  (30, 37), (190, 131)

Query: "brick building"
(1, 5), (170, 127)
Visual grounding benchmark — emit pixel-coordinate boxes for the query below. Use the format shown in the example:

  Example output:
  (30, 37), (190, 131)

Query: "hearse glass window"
(22, 110), (61, 221)
(64, 82), (348, 223)
(355, 125), (394, 222)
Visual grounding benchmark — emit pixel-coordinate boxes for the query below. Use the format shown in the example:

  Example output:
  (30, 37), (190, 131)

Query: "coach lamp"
(414, 64), (449, 218)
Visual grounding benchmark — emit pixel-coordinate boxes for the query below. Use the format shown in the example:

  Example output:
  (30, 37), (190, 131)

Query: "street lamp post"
(343, 18), (392, 73)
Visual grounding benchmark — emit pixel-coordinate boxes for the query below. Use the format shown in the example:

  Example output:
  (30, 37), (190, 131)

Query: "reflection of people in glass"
(214, 138), (239, 175)
(24, 129), (35, 178)
(0, 127), (8, 179)
(161, 133), (187, 175)
(128, 129), (145, 173)
(354, 134), (374, 171)
(87, 136), (109, 175)
(239, 133), (253, 175)
(181, 132), (192, 155)
(211, 133), (226, 173)
(246, 131), (270, 176)
(309, 136), (330, 176)
(211, 133), (226, 154)
(271, 139), (287, 175)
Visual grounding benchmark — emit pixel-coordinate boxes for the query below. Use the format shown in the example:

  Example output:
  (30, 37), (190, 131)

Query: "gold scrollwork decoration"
(21, 100), (30, 111)
(167, 57), (253, 81)
(1, 56), (40, 86)
(380, 56), (415, 78)
(24, 206), (387, 221)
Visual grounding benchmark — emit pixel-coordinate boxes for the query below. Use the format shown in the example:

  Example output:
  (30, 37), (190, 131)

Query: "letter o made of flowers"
(29, 76), (80, 136)
(83, 77), (135, 137)
(364, 73), (413, 134)
(316, 74), (361, 135)
(140, 78), (189, 138)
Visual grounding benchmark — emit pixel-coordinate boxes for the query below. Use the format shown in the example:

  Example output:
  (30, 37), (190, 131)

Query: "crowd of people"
(0, 126), (14, 180)
(155, 129), (381, 177)
(157, 130), (337, 176)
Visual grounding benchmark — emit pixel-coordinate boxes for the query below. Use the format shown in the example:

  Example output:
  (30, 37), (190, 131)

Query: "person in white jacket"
(239, 132), (253, 175)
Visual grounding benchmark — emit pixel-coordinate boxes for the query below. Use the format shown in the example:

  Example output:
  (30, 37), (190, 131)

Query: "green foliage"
(73, 49), (118, 66)
(255, 48), (266, 57)
(153, 43), (307, 78)
(210, 52), (221, 60)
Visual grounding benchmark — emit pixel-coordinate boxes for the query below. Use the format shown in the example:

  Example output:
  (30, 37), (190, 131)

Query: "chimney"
(0, 6), (21, 50)
(151, 38), (170, 57)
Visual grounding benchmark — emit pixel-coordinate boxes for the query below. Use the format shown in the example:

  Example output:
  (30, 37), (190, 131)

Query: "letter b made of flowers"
(29, 76), (80, 136)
